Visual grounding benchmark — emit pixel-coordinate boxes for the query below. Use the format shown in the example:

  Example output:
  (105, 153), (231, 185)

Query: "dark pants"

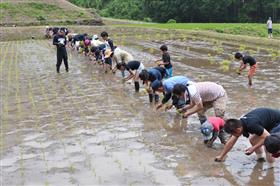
(57, 50), (68, 73)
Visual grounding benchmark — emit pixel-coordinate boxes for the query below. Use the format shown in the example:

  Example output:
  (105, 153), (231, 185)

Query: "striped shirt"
(186, 82), (226, 104)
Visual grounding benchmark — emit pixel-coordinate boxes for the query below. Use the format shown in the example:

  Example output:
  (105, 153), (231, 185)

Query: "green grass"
(0, 2), (93, 24)
(112, 23), (280, 38)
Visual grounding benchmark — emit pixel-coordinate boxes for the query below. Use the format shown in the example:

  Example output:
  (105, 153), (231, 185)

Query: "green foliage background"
(69, 0), (280, 23)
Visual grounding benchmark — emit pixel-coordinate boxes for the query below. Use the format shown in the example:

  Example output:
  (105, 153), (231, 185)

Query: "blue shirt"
(148, 68), (162, 82)
(163, 76), (190, 94)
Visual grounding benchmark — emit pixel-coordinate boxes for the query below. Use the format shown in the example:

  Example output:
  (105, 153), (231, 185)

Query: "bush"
(143, 17), (152, 22)
(167, 19), (176, 23)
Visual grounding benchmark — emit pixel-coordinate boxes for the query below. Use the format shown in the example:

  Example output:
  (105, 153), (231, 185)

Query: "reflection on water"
(0, 35), (279, 186)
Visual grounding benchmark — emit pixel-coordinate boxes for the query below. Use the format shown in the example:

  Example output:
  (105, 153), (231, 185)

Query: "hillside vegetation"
(69, 0), (280, 23)
(0, 0), (102, 26)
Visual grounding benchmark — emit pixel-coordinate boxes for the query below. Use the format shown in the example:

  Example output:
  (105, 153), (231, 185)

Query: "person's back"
(154, 66), (166, 78)
(193, 82), (225, 102)
(163, 76), (190, 93)
(114, 48), (133, 63)
(147, 68), (162, 82)
(240, 108), (280, 137)
(242, 55), (256, 66)
(208, 117), (225, 132)
(91, 39), (104, 47)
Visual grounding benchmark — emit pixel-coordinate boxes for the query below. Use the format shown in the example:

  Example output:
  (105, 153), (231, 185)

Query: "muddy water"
(0, 34), (279, 186)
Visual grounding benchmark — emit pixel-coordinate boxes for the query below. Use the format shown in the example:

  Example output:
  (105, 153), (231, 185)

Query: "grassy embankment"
(112, 22), (280, 38)
(0, 0), (102, 26)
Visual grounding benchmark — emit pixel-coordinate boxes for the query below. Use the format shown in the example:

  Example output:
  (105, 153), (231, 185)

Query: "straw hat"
(104, 50), (113, 58)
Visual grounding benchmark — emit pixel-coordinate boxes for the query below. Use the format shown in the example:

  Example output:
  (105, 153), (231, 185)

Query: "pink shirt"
(186, 82), (226, 104)
(208, 117), (225, 132)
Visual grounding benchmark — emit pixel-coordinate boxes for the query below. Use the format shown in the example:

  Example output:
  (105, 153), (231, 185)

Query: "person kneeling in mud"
(115, 60), (145, 92)
(139, 67), (165, 103)
(200, 117), (227, 147)
(151, 76), (192, 110)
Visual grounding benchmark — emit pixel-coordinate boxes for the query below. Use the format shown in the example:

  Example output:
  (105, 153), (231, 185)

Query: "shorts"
(84, 47), (89, 54)
(165, 67), (173, 78)
(105, 58), (112, 65)
(268, 28), (273, 34)
(136, 63), (145, 74)
(270, 123), (280, 134)
(248, 64), (257, 77)
(197, 92), (227, 123)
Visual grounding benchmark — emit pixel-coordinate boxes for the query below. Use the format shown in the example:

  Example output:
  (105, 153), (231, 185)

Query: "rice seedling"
(220, 60), (231, 72)
(208, 53), (215, 65)
(239, 44), (246, 52)
(149, 47), (155, 54)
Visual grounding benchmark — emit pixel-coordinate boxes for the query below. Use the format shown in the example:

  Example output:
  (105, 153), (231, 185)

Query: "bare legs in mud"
(249, 135), (275, 167)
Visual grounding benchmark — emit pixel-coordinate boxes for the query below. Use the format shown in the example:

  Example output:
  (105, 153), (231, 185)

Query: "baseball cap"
(264, 133), (280, 154)
(200, 120), (214, 141)
(151, 80), (161, 91)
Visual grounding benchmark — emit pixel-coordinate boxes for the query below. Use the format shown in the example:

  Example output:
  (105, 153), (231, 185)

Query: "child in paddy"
(156, 45), (173, 78)
(139, 67), (165, 103)
(235, 52), (257, 86)
(114, 60), (145, 92)
(101, 31), (115, 70)
(200, 117), (227, 147)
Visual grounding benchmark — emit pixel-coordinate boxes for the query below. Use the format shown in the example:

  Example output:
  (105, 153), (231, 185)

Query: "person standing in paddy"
(235, 52), (257, 87)
(156, 45), (173, 78)
(101, 31), (115, 67)
(267, 17), (273, 38)
(53, 29), (68, 73)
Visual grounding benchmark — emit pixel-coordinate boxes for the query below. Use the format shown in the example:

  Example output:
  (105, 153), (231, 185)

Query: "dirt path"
(0, 38), (279, 185)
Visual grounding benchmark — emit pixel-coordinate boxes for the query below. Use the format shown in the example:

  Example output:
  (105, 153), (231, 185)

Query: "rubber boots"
(134, 81), (140, 92)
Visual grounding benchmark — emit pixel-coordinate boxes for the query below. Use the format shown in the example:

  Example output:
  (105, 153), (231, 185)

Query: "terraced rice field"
(1, 29), (279, 185)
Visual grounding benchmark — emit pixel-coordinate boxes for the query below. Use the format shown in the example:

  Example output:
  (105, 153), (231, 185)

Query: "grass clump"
(0, 2), (93, 24)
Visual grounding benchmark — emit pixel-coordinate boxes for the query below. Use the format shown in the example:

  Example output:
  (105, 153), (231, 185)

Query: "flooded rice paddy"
(1, 28), (280, 185)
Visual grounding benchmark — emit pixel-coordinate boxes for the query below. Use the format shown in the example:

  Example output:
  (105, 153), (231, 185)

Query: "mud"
(0, 32), (279, 186)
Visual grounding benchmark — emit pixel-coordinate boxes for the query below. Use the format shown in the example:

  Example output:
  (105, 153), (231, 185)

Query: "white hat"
(93, 35), (98, 40)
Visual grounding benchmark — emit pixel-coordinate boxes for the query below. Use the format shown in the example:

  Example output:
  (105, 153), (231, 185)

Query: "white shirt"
(113, 48), (134, 63)
(267, 20), (272, 29)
